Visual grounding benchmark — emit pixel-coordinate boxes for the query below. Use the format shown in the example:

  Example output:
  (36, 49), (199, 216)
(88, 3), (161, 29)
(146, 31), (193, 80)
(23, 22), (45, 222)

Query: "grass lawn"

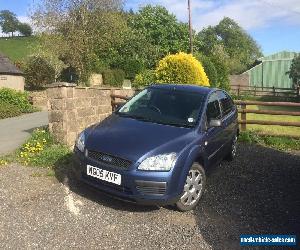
(0, 36), (38, 61)
(239, 104), (300, 137)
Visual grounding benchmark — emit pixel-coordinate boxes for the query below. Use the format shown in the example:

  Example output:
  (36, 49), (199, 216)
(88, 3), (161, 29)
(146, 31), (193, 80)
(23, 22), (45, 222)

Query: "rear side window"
(206, 93), (221, 121)
(218, 91), (234, 117)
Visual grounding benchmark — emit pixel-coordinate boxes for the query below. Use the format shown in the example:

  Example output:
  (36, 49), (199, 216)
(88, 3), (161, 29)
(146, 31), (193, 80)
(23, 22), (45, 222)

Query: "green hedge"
(0, 88), (33, 112)
(102, 69), (125, 87)
(0, 100), (22, 119)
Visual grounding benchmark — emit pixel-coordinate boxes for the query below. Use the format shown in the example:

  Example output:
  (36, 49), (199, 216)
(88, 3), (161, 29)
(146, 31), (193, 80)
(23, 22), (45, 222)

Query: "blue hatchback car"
(73, 84), (238, 211)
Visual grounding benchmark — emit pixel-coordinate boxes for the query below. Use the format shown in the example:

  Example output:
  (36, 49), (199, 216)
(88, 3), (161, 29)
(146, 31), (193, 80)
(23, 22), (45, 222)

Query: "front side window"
(118, 87), (205, 128)
(206, 93), (221, 121)
(218, 91), (234, 117)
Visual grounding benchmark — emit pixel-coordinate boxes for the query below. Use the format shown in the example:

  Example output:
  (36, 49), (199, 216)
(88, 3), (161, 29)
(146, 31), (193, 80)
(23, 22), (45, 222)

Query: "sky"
(1, 0), (300, 56)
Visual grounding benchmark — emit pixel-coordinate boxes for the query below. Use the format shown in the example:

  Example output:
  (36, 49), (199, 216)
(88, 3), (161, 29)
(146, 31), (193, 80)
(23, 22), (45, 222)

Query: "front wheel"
(175, 163), (206, 212)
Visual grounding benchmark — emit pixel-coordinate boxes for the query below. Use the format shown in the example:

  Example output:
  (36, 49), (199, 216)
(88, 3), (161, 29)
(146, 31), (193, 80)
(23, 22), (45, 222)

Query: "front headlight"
(138, 153), (177, 171)
(75, 132), (85, 152)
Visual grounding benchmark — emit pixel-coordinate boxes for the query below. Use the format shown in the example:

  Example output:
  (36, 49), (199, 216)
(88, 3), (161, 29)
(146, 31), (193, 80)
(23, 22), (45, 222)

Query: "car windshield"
(117, 87), (205, 128)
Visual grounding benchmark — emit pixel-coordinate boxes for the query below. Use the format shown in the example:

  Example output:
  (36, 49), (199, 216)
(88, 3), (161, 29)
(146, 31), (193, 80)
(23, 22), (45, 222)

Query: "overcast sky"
(1, 0), (300, 55)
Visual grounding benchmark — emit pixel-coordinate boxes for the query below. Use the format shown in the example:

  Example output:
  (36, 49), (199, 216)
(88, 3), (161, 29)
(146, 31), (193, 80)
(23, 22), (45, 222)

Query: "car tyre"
(225, 134), (238, 161)
(175, 163), (206, 212)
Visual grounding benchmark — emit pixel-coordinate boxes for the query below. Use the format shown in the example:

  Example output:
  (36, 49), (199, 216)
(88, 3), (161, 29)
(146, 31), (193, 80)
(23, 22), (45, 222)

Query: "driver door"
(204, 92), (226, 166)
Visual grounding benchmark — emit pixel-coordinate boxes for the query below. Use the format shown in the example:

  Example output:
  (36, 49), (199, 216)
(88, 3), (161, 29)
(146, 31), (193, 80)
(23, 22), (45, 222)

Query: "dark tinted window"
(206, 93), (221, 121)
(218, 91), (234, 117)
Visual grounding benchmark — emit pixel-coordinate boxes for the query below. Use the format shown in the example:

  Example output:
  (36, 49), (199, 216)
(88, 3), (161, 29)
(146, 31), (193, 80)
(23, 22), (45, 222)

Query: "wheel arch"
(176, 145), (208, 193)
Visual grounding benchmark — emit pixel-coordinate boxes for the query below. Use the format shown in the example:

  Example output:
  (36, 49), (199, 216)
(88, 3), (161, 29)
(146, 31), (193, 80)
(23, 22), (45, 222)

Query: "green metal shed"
(244, 51), (299, 88)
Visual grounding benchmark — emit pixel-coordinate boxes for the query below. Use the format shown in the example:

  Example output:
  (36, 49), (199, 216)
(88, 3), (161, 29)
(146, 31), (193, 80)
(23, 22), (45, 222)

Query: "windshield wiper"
(117, 112), (152, 122)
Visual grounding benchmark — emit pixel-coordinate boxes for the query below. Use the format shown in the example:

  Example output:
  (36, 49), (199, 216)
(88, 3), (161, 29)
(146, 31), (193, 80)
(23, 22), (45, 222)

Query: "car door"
(204, 92), (227, 166)
(217, 91), (237, 148)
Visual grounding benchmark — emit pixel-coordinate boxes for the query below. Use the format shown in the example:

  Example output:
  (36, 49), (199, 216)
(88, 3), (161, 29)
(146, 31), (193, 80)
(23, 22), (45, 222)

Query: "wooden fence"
(235, 100), (300, 132)
(231, 84), (300, 98)
(111, 94), (300, 135)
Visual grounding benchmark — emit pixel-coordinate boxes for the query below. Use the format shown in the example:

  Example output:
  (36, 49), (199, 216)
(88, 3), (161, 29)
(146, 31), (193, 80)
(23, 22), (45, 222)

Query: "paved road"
(0, 144), (299, 249)
(0, 112), (48, 155)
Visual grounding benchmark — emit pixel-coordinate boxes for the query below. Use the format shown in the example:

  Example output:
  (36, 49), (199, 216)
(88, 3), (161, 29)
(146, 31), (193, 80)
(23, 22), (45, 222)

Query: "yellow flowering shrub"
(0, 159), (8, 166)
(18, 128), (71, 167)
(155, 52), (210, 86)
(19, 128), (52, 166)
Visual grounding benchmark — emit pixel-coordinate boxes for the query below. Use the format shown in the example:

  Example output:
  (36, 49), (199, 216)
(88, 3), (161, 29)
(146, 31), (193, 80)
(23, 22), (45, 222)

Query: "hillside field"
(0, 36), (37, 61)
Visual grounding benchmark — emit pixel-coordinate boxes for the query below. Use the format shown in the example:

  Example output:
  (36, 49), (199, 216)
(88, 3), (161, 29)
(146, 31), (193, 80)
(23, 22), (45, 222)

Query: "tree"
(0, 10), (19, 37)
(197, 17), (262, 74)
(287, 54), (300, 88)
(196, 53), (218, 87)
(129, 5), (190, 61)
(31, 0), (125, 84)
(18, 23), (32, 36)
(34, 34), (68, 82)
(195, 49), (230, 91)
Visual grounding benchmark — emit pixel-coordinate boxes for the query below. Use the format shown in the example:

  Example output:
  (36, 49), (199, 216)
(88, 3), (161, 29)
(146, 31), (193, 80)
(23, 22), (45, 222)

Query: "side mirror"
(208, 119), (222, 128)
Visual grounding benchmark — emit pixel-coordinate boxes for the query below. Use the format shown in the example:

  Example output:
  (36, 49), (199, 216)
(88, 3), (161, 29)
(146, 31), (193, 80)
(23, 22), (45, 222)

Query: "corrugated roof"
(258, 51), (298, 62)
(0, 53), (23, 75)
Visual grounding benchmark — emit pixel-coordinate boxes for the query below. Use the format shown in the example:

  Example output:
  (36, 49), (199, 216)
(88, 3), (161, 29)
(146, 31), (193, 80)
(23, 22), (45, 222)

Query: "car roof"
(149, 83), (214, 95)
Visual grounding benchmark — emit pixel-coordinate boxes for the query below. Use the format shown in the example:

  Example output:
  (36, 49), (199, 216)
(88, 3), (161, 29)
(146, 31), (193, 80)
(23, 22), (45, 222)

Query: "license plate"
(87, 165), (121, 185)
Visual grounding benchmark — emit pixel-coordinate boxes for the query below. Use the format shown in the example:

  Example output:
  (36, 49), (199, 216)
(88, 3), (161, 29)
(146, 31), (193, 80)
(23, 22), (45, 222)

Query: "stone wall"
(29, 90), (48, 110)
(47, 83), (135, 146)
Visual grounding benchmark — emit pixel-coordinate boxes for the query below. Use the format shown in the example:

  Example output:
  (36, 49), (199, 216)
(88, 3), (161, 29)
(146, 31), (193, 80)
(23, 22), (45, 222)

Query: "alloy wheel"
(180, 169), (203, 206)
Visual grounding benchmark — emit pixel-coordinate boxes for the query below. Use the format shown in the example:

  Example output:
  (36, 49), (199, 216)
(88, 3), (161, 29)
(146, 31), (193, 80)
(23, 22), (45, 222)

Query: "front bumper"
(72, 150), (181, 206)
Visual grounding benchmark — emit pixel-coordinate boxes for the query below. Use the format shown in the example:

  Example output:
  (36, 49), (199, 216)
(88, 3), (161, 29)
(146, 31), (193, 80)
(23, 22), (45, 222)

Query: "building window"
(0, 76), (7, 81)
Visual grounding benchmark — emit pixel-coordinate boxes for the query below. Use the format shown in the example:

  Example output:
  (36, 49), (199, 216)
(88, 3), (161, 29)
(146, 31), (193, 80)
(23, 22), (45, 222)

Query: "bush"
(24, 56), (55, 89)
(155, 52), (210, 86)
(121, 59), (145, 80)
(196, 54), (218, 88)
(102, 69), (115, 85)
(211, 58), (231, 91)
(103, 69), (125, 87)
(113, 69), (126, 87)
(133, 69), (156, 88)
(18, 128), (71, 167)
(0, 88), (33, 112)
(0, 100), (22, 119)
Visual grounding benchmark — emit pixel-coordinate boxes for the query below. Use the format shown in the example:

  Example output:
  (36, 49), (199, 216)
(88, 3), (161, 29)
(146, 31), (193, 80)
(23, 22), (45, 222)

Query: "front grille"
(87, 150), (132, 169)
(135, 181), (167, 196)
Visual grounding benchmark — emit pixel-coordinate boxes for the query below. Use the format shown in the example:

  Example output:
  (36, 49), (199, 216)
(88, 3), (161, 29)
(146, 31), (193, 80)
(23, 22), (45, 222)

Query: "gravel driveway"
(0, 143), (299, 250)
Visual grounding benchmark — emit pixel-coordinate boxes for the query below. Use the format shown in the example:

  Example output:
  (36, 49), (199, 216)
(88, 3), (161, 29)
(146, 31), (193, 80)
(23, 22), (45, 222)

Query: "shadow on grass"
(194, 143), (300, 249)
(53, 152), (159, 213)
